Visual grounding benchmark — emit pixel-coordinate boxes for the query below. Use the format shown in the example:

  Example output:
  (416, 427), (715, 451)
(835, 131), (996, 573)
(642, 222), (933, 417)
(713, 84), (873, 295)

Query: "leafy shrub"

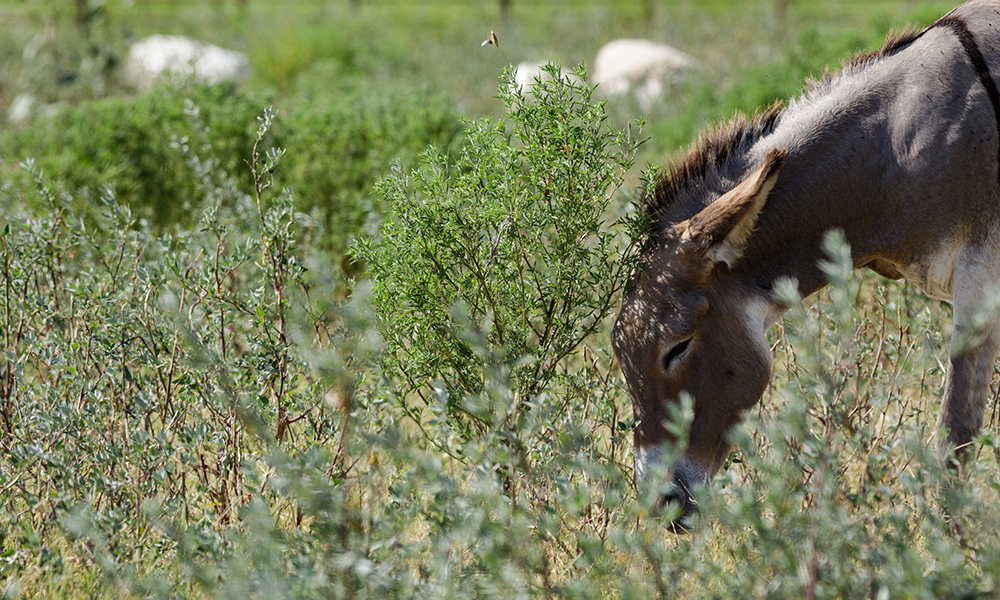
(352, 64), (643, 441)
(276, 80), (463, 263)
(1, 82), (261, 224)
(1, 108), (318, 593)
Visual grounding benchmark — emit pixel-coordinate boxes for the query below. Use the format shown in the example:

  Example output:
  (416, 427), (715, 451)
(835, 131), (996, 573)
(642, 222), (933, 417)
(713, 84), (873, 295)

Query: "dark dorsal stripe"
(935, 16), (1000, 182)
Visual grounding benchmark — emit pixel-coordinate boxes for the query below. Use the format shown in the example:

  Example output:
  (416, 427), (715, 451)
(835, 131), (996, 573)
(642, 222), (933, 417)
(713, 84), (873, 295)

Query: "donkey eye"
(661, 338), (692, 371)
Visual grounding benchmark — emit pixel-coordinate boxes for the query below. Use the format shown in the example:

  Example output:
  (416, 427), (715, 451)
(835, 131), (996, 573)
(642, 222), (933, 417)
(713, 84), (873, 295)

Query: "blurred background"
(1, 1), (958, 125)
(0, 0), (957, 266)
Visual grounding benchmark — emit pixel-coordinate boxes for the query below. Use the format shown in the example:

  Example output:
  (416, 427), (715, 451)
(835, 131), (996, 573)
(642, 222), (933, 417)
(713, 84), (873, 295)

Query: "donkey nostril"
(656, 474), (698, 533)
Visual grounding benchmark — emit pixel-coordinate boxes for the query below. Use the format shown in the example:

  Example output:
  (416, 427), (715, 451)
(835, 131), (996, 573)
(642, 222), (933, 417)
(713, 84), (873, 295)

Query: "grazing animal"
(612, 0), (1000, 527)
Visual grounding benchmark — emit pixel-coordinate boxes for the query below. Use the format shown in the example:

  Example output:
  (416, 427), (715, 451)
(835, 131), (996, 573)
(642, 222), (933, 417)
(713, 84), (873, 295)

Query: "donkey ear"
(679, 147), (788, 267)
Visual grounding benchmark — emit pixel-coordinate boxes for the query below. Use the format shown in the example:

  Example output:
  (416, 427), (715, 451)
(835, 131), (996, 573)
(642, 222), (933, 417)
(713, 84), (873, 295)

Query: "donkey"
(612, 0), (1000, 527)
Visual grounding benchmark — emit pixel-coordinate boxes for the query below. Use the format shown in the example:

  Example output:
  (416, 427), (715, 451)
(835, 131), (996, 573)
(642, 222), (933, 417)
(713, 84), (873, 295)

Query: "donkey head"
(612, 147), (788, 529)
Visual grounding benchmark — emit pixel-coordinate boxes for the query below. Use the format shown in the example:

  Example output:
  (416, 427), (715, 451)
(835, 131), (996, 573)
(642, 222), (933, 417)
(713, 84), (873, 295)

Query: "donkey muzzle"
(655, 471), (698, 533)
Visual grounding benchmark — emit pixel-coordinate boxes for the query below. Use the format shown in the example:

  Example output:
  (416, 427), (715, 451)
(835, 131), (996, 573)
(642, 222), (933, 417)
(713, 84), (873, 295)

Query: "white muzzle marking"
(635, 445), (664, 482)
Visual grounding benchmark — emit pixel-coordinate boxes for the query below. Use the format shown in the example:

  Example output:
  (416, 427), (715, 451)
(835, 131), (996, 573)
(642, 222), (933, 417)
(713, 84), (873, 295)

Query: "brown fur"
(682, 149), (787, 249)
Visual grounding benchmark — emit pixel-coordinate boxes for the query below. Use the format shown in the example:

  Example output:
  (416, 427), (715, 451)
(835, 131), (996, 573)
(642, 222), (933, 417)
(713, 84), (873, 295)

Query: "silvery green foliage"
(5, 83), (1000, 600)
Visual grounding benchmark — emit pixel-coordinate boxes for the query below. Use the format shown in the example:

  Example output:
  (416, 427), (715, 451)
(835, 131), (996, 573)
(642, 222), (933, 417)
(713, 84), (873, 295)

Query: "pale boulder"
(125, 35), (250, 90)
(592, 39), (695, 110)
(513, 61), (581, 94)
(8, 93), (34, 125)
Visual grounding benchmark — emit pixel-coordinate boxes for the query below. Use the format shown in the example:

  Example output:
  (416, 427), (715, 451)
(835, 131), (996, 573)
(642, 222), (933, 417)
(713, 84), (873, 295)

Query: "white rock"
(125, 34), (250, 90)
(592, 39), (695, 110)
(513, 60), (581, 94)
(8, 93), (34, 125)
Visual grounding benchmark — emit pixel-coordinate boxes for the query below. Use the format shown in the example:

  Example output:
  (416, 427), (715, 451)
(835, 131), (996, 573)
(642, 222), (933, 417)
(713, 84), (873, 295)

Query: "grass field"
(3, 1), (998, 598)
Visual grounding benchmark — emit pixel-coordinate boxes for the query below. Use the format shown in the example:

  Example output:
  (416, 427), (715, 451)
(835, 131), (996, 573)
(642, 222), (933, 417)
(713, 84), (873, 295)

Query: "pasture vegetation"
(2, 0), (1000, 598)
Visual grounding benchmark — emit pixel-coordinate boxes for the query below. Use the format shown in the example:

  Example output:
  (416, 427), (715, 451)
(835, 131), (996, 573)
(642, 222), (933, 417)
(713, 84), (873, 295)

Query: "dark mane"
(642, 22), (932, 222)
(846, 25), (927, 69)
(804, 25), (928, 92)
(642, 103), (782, 218)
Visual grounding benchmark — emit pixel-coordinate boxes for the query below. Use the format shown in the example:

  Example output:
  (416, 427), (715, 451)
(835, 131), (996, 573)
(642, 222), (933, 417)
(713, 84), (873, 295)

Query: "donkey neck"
(655, 13), (1000, 303)
(731, 82), (900, 298)
(732, 12), (1000, 302)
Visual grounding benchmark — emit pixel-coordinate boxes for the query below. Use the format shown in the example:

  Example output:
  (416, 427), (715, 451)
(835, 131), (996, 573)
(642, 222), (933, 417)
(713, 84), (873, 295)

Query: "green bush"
(1, 82), (261, 226)
(352, 64), (643, 442)
(0, 80), (462, 266)
(276, 80), (464, 264)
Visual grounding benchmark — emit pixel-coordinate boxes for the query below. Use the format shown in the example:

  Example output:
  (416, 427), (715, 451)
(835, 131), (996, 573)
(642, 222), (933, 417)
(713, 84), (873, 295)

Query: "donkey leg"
(936, 277), (1000, 468)
(937, 327), (998, 466)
